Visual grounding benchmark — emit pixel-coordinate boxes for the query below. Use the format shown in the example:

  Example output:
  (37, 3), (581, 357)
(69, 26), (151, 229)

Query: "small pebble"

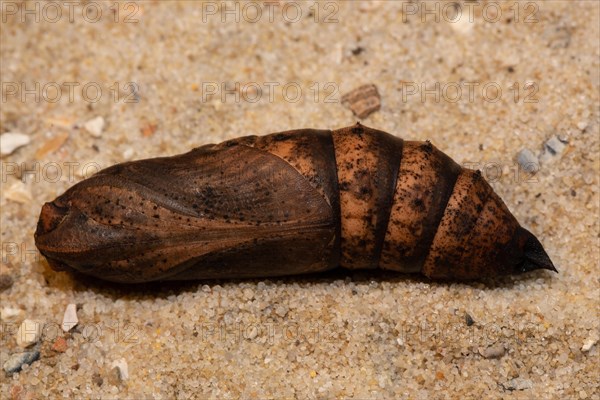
(275, 305), (289, 318)
(503, 377), (533, 391)
(110, 358), (129, 382)
(3, 349), (40, 374)
(516, 148), (539, 171)
(465, 313), (475, 326)
(0, 132), (30, 156)
(450, 13), (473, 34)
(61, 303), (78, 332)
(540, 136), (568, 164)
(480, 344), (505, 359)
(122, 148), (135, 160)
(2, 307), (22, 318)
(92, 372), (104, 387)
(577, 121), (588, 131)
(581, 336), (598, 352)
(83, 116), (105, 138)
(545, 136), (567, 155)
(4, 181), (32, 204)
(141, 122), (158, 137)
(341, 84), (381, 119)
(51, 337), (68, 353)
(351, 46), (365, 56)
(16, 319), (42, 348)
(201, 284), (211, 293)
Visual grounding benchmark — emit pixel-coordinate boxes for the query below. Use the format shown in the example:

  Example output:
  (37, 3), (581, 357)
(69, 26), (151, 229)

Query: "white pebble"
(0, 132), (30, 156)
(4, 181), (32, 204)
(122, 148), (134, 160)
(110, 358), (129, 381)
(16, 319), (42, 348)
(1, 307), (23, 318)
(83, 116), (105, 138)
(581, 336), (598, 352)
(61, 304), (78, 332)
(539, 136), (568, 164)
(544, 136), (567, 156)
(577, 121), (588, 131)
(504, 377), (533, 391)
(480, 344), (506, 359)
(450, 14), (473, 34)
(517, 148), (539, 170)
(275, 305), (289, 318)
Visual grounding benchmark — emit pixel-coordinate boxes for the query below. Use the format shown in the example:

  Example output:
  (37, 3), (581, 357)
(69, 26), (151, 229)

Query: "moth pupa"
(35, 123), (556, 283)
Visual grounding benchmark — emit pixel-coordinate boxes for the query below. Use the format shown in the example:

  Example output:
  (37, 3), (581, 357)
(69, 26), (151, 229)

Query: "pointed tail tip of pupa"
(521, 228), (558, 274)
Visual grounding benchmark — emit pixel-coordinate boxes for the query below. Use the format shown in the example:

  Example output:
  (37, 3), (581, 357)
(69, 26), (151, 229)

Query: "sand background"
(1, 1), (599, 399)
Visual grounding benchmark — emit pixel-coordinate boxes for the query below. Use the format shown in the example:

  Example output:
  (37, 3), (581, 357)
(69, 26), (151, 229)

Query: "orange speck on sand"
(141, 123), (158, 137)
(52, 337), (68, 353)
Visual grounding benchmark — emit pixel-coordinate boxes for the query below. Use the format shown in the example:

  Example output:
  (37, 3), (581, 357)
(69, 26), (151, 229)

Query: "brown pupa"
(34, 123), (556, 283)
